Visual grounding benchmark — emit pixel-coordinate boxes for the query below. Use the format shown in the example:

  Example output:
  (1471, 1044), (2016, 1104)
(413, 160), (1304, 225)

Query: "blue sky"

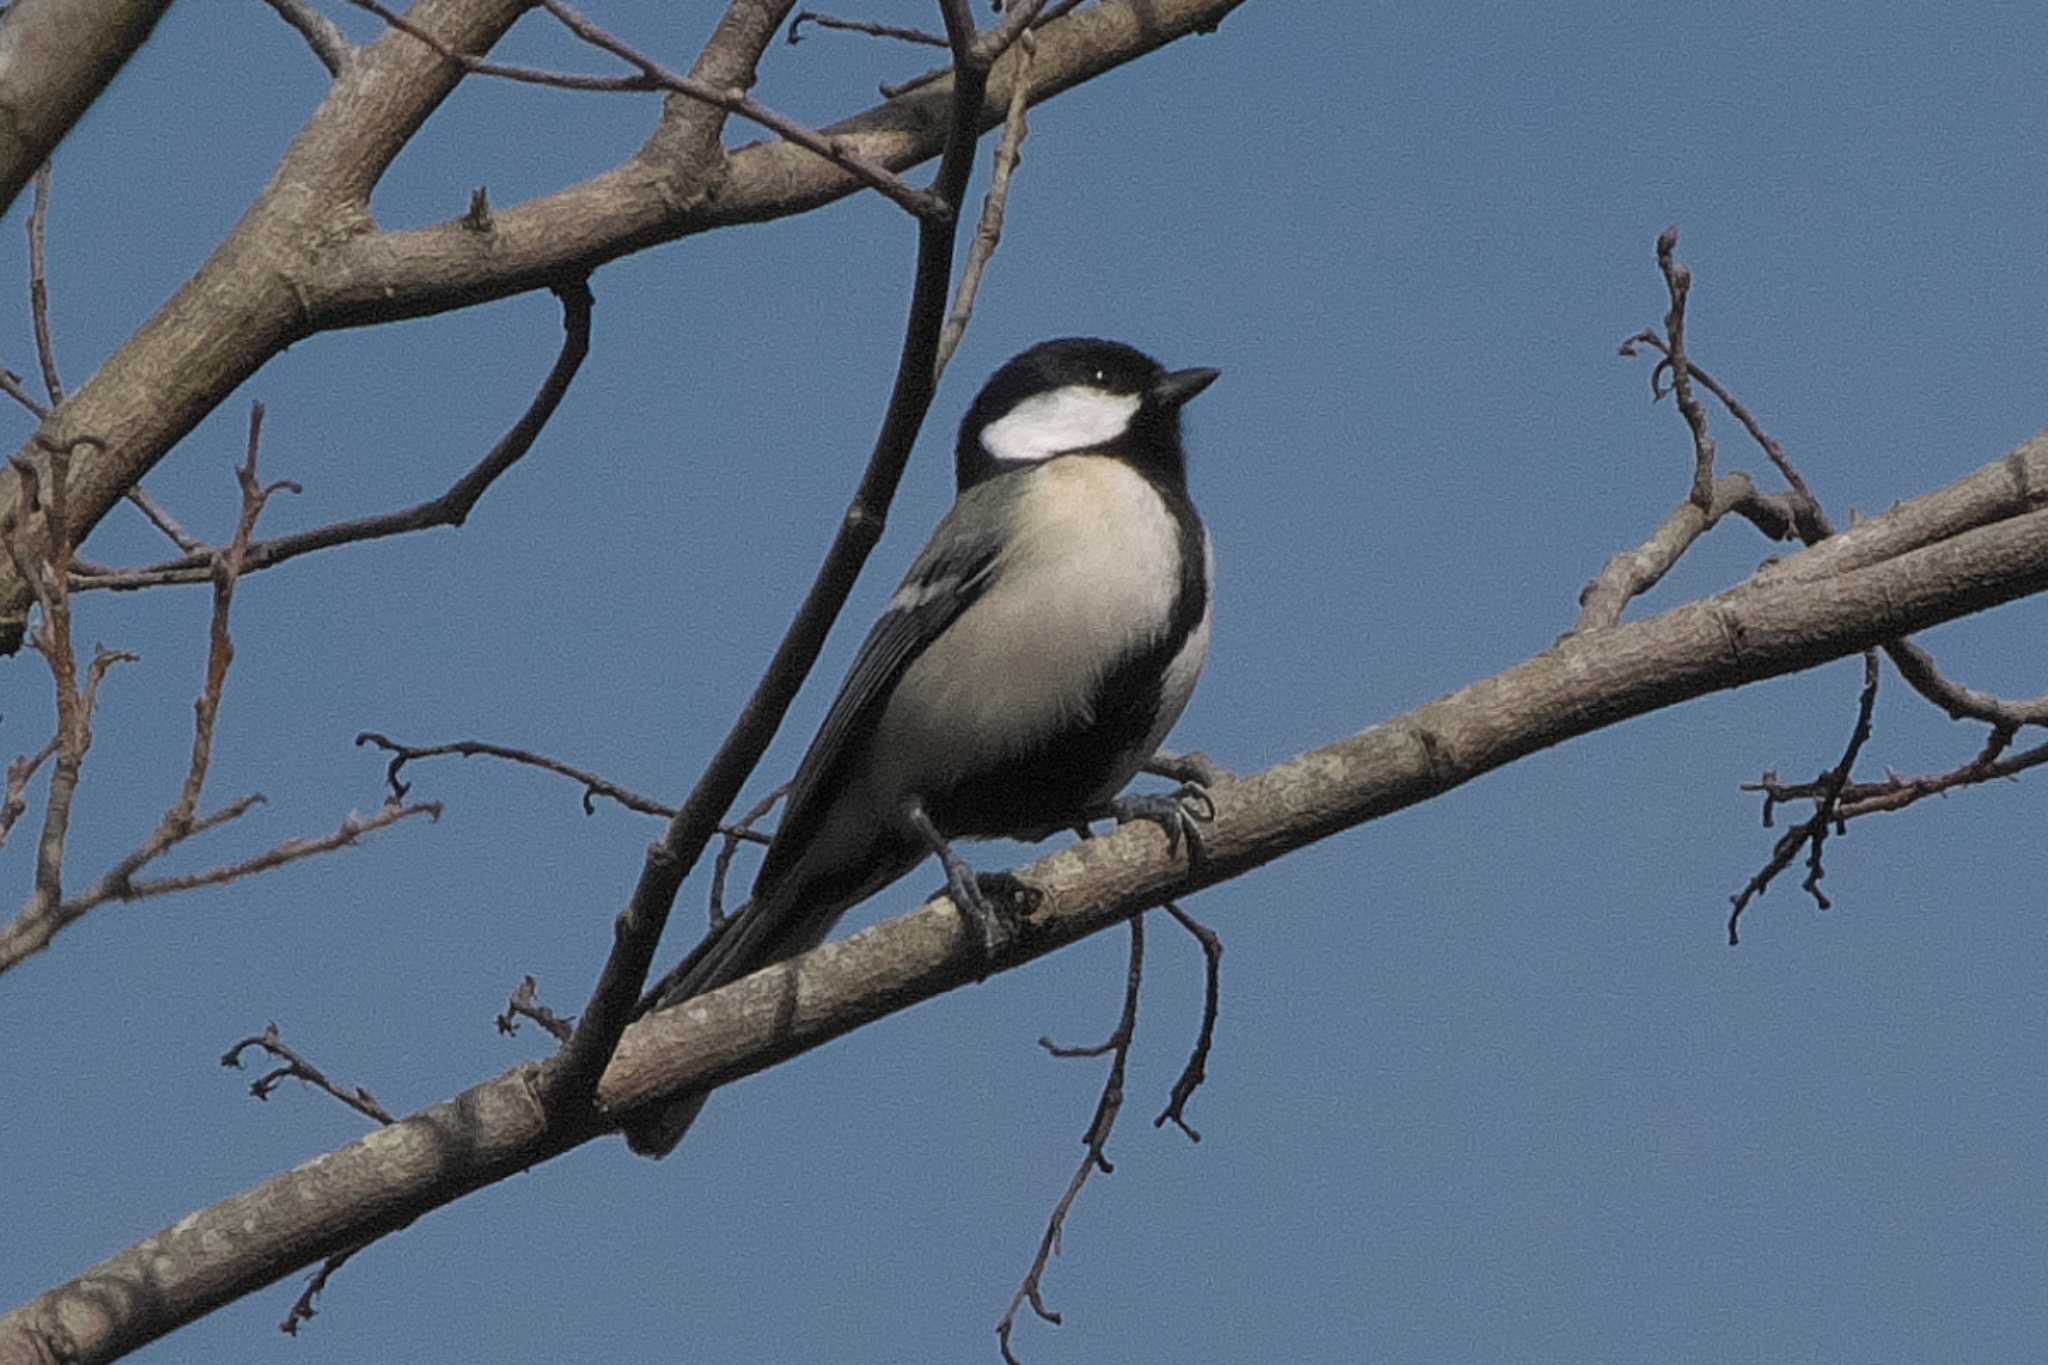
(4, 2), (2046, 1361)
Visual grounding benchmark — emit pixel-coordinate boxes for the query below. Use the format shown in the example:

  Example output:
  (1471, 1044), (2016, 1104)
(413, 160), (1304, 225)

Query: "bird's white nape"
(978, 385), (1143, 464)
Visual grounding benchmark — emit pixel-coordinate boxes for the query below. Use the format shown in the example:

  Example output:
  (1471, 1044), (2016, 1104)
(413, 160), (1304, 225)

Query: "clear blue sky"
(5, 2), (2046, 1361)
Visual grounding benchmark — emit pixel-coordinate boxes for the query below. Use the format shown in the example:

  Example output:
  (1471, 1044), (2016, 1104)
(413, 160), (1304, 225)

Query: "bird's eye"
(1093, 369), (1105, 384)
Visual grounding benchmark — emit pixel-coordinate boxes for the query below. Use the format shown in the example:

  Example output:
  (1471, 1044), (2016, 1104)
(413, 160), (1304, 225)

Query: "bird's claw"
(1100, 781), (1214, 869)
(938, 853), (1035, 977)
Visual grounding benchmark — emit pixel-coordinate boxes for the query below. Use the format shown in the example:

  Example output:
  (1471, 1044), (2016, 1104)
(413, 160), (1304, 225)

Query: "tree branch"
(258, 0), (354, 76)
(0, 0), (174, 220)
(544, 0), (995, 1125)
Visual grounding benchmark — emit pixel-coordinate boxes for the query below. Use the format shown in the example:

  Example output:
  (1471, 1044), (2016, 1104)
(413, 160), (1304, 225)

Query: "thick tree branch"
(8, 433), (2047, 1363)
(0, 0), (174, 219)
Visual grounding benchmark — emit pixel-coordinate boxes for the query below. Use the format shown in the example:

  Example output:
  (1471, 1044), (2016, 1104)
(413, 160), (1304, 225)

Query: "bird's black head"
(955, 337), (1219, 492)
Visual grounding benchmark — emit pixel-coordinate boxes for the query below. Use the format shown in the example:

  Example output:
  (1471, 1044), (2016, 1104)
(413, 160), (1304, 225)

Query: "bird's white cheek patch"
(980, 386), (1142, 464)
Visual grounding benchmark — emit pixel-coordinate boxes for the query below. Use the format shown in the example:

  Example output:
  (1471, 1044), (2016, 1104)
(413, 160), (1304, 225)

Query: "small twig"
(880, 0), (1049, 99)
(1001, 912), (1144, 1363)
(497, 975), (576, 1044)
(0, 366), (50, 418)
(0, 447), (99, 975)
(125, 484), (208, 554)
(1748, 726), (2048, 824)
(1650, 227), (1715, 510)
(60, 406), (296, 918)
(1154, 901), (1221, 1141)
(280, 1243), (364, 1336)
(28, 163), (64, 406)
(260, 0), (353, 75)
(1726, 651), (1879, 944)
(1617, 329), (1830, 544)
(71, 282), (593, 593)
(97, 799), (438, 903)
(1571, 472), (1804, 632)
(0, 737), (60, 853)
(788, 10), (947, 47)
(1881, 638), (2048, 732)
(352, 730), (691, 820)
(709, 784), (787, 926)
(221, 1022), (396, 1124)
(934, 31), (1035, 382)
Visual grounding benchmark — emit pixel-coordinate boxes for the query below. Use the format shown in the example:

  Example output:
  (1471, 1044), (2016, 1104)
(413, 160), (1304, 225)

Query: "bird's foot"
(1092, 781), (1215, 870)
(935, 851), (1037, 977)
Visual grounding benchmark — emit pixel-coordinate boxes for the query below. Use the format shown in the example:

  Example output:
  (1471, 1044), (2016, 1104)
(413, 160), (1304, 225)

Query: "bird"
(623, 337), (1219, 1157)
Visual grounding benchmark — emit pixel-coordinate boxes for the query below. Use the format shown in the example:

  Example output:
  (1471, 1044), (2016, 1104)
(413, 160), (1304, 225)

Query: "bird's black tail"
(620, 837), (924, 1157)
(621, 897), (781, 1157)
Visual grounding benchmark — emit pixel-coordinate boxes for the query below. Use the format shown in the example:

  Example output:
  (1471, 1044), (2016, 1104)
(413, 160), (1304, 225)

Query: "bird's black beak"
(1151, 366), (1221, 410)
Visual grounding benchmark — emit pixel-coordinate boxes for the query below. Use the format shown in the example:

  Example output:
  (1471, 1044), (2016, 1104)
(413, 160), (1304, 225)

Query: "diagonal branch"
(544, 0), (998, 1123)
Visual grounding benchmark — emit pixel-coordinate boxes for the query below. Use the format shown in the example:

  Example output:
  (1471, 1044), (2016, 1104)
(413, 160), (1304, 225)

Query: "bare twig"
(881, 0), (1050, 98)
(0, 445), (109, 974)
(0, 367), (50, 418)
(709, 784), (788, 927)
(1880, 639), (2048, 731)
(124, 484), (208, 554)
(342, 0), (947, 220)
(569, 0), (997, 1128)
(222, 1022), (397, 1124)
(97, 799), (438, 903)
(1726, 651), (1880, 944)
(1650, 227), (1714, 510)
(934, 31), (1035, 381)
(497, 975), (576, 1043)
(0, 738), (59, 853)
(1617, 329), (1830, 544)
(71, 282), (593, 593)
(788, 9), (946, 46)
(279, 1244), (364, 1336)
(1154, 900), (1220, 1141)
(81, 406), (297, 903)
(260, 0), (353, 75)
(1572, 471), (1804, 632)
(1001, 912), (1145, 1363)
(28, 164), (64, 406)
(1748, 726), (2048, 823)
(352, 730), (693, 820)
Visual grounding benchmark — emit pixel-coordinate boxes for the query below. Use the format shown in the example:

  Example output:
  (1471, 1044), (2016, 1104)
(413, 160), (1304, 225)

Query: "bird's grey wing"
(752, 514), (1004, 898)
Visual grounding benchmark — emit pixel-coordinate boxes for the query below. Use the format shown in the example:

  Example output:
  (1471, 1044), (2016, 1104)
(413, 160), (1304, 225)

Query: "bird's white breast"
(867, 456), (1195, 799)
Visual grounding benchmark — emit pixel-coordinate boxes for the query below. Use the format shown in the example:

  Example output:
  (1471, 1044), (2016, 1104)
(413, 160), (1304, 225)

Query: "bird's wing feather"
(752, 510), (1004, 897)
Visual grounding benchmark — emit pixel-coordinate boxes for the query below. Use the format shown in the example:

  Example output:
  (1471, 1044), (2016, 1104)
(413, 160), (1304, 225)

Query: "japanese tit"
(624, 337), (1219, 1157)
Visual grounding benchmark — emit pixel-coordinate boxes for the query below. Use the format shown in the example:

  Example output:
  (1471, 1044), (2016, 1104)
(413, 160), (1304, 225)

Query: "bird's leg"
(1085, 780), (1216, 870)
(905, 798), (1009, 968)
